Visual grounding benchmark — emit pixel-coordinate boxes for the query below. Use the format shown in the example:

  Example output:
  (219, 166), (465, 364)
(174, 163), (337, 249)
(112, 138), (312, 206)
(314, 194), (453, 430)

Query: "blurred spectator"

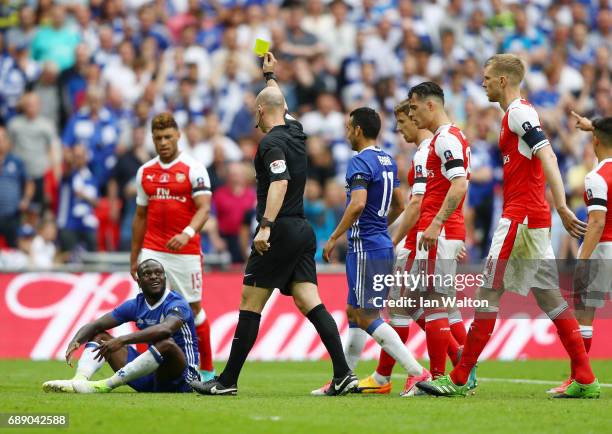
(568, 21), (595, 71)
(107, 126), (151, 251)
(306, 135), (336, 187)
(211, 162), (256, 263)
(464, 118), (497, 258)
(7, 92), (60, 213)
(62, 86), (120, 189)
(0, 42), (39, 122)
(6, 5), (36, 54)
(33, 61), (62, 127)
(59, 44), (92, 121)
(301, 92), (344, 141)
(0, 127), (33, 248)
(101, 39), (149, 107)
(462, 8), (496, 65)
(30, 218), (58, 268)
(133, 4), (170, 51)
(0, 225), (35, 270)
(30, 4), (80, 71)
(280, 3), (326, 61)
(57, 143), (98, 255)
(210, 26), (259, 83)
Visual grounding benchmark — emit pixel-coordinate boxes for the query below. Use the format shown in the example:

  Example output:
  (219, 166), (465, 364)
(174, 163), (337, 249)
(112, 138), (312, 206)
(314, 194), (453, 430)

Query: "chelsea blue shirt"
(345, 146), (399, 253)
(111, 290), (199, 382)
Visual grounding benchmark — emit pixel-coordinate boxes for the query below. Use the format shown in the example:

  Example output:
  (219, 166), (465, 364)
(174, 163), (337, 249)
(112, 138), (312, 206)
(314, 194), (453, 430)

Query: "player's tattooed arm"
(434, 196), (460, 225)
(66, 313), (122, 366)
(419, 177), (467, 251)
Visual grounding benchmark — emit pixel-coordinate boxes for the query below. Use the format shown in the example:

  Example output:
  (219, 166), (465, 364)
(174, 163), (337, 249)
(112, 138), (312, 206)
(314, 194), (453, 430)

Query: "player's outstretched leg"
(43, 332), (113, 393)
(293, 283), (358, 396)
(73, 338), (187, 393)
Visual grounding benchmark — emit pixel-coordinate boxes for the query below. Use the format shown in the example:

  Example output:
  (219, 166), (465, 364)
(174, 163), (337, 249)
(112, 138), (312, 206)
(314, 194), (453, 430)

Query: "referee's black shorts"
(243, 216), (317, 295)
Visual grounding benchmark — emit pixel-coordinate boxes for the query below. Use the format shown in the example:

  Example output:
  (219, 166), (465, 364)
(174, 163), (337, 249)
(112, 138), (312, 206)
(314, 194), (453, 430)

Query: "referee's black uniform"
(243, 114), (317, 295)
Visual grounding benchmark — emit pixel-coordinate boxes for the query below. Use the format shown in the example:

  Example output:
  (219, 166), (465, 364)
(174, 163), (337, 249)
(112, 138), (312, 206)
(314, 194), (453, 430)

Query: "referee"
(191, 53), (357, 396)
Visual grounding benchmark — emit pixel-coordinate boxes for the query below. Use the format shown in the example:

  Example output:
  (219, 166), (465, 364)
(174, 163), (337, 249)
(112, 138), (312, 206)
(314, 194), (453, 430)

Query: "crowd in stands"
(0, 0), (610, 269)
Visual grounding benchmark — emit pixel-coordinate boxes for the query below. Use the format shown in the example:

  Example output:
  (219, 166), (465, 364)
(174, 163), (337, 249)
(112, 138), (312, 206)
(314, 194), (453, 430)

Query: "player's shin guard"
(344, 322), (368, 371)
(375, 316), (410, 377)
(450, 309), (498, 386)
(367, 318), (422, 377)
(307, 304), (351, 378)
(194, 309), (214, 372)
(425, 310), (450, 378)
(218, 310), (261, 387)
(551, 313), (595, 385)
(75, 342), (105, 380)
(107, 347), (162, 388)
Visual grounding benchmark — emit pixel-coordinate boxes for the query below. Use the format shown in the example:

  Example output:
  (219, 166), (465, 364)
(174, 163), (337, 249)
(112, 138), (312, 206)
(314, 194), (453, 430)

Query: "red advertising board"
(1, 272), (610, 360)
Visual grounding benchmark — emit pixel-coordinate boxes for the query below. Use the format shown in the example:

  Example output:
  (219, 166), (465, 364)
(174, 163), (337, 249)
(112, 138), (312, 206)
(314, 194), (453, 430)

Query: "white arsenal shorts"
(482, 218), (558, 295)
(411, 233), (464, 295)
(140, 248), (203, 303)
(577, 242), (612, 308)
(388, 246), (416, 301)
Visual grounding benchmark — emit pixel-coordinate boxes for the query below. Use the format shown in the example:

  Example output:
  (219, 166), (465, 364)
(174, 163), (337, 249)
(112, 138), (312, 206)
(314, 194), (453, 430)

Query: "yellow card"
(253, 38), (270, 57)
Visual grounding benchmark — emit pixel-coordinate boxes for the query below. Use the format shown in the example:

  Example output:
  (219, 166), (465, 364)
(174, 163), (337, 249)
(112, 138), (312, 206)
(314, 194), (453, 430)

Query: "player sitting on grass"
(42, 259), (200, 393)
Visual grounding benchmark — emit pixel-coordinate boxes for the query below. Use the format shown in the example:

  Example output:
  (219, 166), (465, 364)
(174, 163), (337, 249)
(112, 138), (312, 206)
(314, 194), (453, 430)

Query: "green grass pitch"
(1, 359), (610, 434)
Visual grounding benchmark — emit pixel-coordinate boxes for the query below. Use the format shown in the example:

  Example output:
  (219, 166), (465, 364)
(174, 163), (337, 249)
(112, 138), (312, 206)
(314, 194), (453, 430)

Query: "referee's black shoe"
(190, 377), (237, 396)
(324, 371), (359, 396)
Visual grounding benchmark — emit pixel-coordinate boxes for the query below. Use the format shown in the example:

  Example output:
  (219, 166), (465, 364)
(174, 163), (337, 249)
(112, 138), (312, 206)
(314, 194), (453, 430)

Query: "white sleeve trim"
(435, 133), (466, 181)
(585, 171), (608, 213)
(189, 160), (212, 197)
(135, 166), (148, 207)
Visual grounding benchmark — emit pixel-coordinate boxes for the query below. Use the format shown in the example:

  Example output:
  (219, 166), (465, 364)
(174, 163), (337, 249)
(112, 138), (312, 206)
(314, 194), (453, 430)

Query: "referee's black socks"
(306, 304), (351, 378)
(218, 310), (261, 387)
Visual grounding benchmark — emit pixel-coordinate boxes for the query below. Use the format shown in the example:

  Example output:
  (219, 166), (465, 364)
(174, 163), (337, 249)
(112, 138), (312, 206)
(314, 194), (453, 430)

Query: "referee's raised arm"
(262, 52), (288, 111)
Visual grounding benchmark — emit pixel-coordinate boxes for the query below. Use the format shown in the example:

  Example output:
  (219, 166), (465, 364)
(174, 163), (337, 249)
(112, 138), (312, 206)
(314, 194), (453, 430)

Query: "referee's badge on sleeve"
(270, 160), (287, 174)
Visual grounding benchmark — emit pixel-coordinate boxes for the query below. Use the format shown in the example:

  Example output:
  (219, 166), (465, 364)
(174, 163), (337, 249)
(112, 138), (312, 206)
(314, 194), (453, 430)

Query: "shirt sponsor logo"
(176, 173), (186, 183)
(152, 187), (187, 202)
(270, 160), (287, 174)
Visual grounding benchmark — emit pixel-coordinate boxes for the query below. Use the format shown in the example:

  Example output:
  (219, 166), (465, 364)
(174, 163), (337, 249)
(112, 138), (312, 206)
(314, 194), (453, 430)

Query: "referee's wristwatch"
(260, 217), (275, 229)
